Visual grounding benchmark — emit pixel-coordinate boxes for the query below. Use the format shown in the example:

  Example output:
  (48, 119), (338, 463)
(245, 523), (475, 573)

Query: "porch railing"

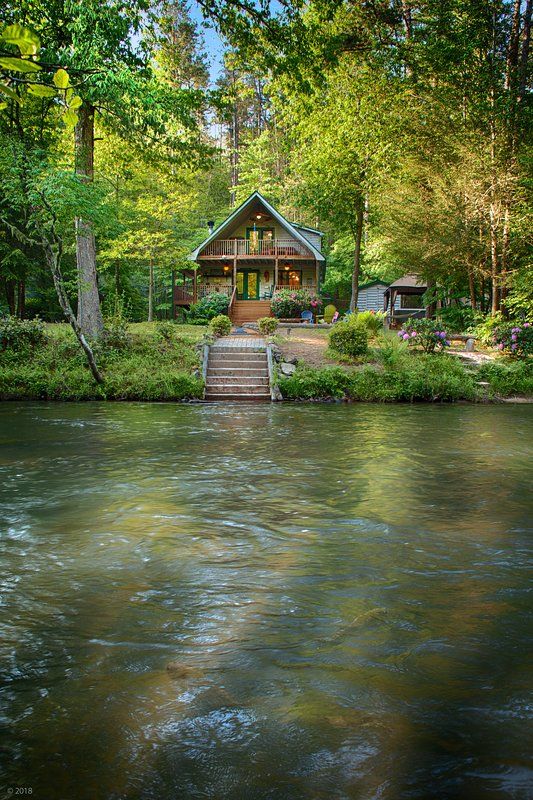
(274, 284), (317, 293)
(197, 283), (232, 299)
(200, 239), (310, 258)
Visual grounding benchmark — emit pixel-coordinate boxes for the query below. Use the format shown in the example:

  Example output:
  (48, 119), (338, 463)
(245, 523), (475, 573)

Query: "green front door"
(236, 270), (260, 300)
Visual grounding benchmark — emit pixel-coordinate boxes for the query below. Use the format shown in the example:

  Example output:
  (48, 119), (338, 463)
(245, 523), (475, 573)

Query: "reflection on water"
(0, 402), (531, 800)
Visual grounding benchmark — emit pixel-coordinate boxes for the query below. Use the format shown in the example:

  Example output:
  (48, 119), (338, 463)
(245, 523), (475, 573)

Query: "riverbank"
(0, 323), (204, 401)
(1, 322), (531, 402)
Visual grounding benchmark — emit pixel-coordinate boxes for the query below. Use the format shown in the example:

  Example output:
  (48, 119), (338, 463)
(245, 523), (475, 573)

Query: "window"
(400, 293), (424, 309)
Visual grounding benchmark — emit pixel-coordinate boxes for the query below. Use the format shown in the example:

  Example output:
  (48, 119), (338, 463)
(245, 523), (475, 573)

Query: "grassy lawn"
(0, 322), (207, 401)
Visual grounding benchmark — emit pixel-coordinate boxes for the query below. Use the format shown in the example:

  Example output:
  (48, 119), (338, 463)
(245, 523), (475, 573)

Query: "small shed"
(357, 280), (389, 312)
(383, 275), (428, 324)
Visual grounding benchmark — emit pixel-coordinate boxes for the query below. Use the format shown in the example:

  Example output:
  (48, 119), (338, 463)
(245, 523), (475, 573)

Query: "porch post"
(193, 267), (198, 304)
(315, 259), (320, 291)
(233, 258), (237, 290)
(274, 257), (279, 292)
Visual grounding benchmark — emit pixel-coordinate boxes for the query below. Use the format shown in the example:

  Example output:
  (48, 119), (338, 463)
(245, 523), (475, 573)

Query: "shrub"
(270, 288), (323, 319)
(477, 360), (533, 396)
(374, 331), (408, 369)
(209, 314), (232, 337)
(101, 317), (131, 350)
(474, 312), (505, 346)
(437, 304), (482, 333)
(156, 320), (176, 342)
(491, 321), (532, 358)
(189, 293), (229, 321)
(398, 319), (450, 353)
(356, 309), (386, 334)
(257, 316), (278, 335)
(278, 355), (477, 402)
(0, 316), (46, 351)
(329, 317), (369, 358)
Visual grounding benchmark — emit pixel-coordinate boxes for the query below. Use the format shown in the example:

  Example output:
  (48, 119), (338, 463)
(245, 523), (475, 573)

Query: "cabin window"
(400, 293), (424, 309)
(279, 269), (302, 287)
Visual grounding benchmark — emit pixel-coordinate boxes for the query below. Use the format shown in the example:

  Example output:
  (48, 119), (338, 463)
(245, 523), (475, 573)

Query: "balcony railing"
(200, 238), (311, 258)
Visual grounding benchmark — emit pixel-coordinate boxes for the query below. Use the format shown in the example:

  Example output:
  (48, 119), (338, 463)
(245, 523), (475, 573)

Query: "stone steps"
(205, 340), (271, 402)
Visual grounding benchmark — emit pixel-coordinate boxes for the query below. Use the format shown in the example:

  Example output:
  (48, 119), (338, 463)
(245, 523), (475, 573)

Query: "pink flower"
(498, 343), (504, 350)
(403, 333), (410, 340)
(411, 331), (417, 337)
(511, 333), (517, 341)
(524, 322), (530, 328)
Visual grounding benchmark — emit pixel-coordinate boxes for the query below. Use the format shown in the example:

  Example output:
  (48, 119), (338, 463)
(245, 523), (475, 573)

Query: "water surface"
(0, 403), (532, 800)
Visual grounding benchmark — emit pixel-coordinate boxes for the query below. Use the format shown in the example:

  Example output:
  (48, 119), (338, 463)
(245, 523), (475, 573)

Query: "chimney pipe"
(207, 220), (214, 234)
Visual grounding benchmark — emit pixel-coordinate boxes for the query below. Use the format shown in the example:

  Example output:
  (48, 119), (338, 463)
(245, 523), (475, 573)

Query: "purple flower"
(511, 343), (517, 351)
(511, 333), (517, 341)
(411, 331), (417, 337)
(524, 322), (530, 328)
(403, 333), (410, 340)
(511, 327), (521, 333)
(498, 343), (504, 350)
(398, 330), (405, 337)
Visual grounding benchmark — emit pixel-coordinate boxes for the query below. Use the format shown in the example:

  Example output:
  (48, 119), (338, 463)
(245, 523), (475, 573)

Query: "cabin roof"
(385, 274), (428, 294)
(290, 222), (325, 236)
(188, 191), (325, 262)
(359, 279), (388, 290)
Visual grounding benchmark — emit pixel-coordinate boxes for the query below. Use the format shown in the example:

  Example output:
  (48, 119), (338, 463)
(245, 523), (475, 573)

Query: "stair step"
(207, 368), (268, 377)
(205, 394), (270, 402)
(205, 383), (270, 394)
(207, 376), (270, 386)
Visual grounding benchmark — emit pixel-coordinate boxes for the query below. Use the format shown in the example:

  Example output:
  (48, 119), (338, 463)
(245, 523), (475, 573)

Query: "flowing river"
(0, 402), (531, 800)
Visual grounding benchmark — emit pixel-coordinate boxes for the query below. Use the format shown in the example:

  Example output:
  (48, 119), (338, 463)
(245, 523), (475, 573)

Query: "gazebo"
(383, 274), (428, 325)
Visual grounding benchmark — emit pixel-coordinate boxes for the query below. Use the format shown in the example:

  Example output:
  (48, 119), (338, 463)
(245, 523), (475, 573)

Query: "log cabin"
(174, 191), (325, 324)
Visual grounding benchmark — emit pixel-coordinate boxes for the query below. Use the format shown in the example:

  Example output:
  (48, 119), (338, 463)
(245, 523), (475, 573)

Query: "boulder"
(280, 362), (296, 376)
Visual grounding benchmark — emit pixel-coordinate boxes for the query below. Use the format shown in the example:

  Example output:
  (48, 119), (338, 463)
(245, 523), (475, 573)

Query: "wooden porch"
(199, 239), (311, 259)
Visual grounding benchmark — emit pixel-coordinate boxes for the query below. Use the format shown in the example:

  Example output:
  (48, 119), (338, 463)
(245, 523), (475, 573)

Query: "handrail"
(228, 285), (237, 318)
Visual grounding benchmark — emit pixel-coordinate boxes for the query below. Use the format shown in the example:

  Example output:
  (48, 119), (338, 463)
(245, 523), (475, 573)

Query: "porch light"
(223, 265), (230, 272)
(284, 264), (290, 270)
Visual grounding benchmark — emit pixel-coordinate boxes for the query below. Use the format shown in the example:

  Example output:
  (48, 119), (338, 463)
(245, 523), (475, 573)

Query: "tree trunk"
(42, 239), (103, 384)
(349, 206), (364, 312)
(75, 102), (103, 340)
(17, 279), (25, 319)
(148, 258), (154, 322)
(4, 279), (16, 315)
(489, 204), (500, 315)
(468, 266), (476, 310)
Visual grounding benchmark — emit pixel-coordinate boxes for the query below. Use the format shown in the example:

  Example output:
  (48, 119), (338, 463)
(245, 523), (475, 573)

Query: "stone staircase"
(205, 338), (271, 402)
(230, 300), (272, 325)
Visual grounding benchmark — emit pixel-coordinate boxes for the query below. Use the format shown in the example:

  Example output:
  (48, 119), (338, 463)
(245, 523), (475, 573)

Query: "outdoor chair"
(301, 310), (314, 324)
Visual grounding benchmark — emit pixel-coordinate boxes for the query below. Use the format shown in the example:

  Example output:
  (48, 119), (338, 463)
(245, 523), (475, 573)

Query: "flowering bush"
(398, 318), (450, 353)
(492, 321), (532, 358)
(270, 288), (323, 319)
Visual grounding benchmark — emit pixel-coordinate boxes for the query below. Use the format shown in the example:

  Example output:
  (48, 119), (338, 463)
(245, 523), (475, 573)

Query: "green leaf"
(0, 24), (40, 56)
(0, 83), (21, 104)
(0, 57), (41, 73)
(0, 101), (7, 111)
(53, 69), (69, 89)
(27, 84), (57, 98)
(69, 94), (82, 109)
(63, 109), (79, 128)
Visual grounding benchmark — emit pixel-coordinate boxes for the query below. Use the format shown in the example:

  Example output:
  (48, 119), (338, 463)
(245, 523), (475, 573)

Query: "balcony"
(199, 238), (312, 259)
